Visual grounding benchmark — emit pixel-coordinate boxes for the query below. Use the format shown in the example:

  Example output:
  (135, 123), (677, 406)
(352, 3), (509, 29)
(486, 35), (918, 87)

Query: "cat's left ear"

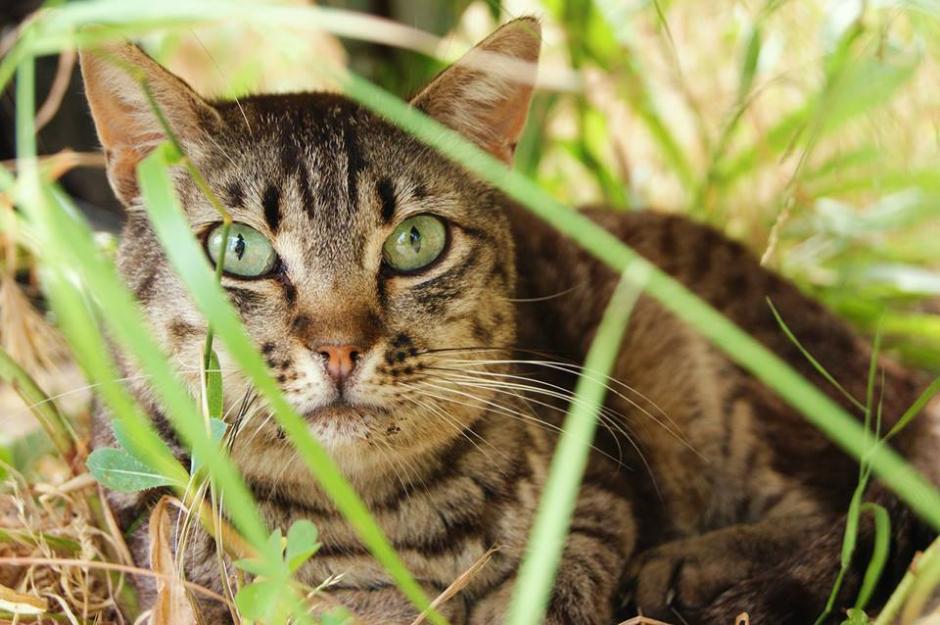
(410, 17), (541, 164)
(79, 43), (221, 206)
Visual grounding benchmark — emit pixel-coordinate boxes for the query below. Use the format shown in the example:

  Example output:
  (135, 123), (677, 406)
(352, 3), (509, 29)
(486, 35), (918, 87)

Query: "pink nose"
(315, 344), (361, 385)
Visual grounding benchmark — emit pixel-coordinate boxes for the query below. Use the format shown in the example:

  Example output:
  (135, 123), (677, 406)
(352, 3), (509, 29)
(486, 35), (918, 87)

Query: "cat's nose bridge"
(290, 297), (383, 357)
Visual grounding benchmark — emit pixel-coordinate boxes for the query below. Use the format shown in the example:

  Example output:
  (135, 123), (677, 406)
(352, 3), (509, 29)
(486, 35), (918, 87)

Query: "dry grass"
(0, 461), (126, 623)
(1, 0), (939, 623)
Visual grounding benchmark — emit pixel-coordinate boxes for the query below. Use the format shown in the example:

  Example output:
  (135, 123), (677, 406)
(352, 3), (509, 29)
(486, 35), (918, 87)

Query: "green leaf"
(111, 420), (135, 457)
(3, 430), (50, 476)
(0, 346), (76, 458)
(320, 608), (354, 625)
(235, 579), (283, 623)
(822, 56), (919, 135)
(0, 444), (10, 480)
(841, 608), (871, 625)
(268, 527), (285, 557)
(86, 448), (178, 492)
(855, 503), (891, 610)
(286, 519), (320, 573)
(738, 25), (762, 101)
(190, 418), (227, 474)
(232, 557), (268, 576)
(841, 488), (863, 566)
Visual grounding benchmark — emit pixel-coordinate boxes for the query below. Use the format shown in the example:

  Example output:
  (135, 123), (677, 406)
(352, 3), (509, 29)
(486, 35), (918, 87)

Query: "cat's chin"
(302, 402), (386, 449)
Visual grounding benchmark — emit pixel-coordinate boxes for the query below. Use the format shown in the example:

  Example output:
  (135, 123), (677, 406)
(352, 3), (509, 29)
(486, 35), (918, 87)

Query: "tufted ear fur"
(410, 17), (541, 164)
(79, 43), (221, 206)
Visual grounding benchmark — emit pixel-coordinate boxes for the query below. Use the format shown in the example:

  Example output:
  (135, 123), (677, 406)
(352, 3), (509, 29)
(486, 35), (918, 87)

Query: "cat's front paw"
(629, 538), (748, 621)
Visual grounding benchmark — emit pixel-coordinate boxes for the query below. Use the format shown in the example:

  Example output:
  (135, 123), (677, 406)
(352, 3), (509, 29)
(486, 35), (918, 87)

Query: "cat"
(79, 17), (939, 625)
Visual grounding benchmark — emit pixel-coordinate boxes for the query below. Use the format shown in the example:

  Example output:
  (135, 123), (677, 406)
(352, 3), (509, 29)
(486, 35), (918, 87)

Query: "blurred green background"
(0, 2), (937, 622)
(154, 0), (940, 370)
(3, 0), (939, 371)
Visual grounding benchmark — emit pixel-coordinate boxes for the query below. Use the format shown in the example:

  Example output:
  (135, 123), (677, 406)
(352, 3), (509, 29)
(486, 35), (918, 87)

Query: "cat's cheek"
(277, 352), (339, 412)
(341, 354), (384, 404)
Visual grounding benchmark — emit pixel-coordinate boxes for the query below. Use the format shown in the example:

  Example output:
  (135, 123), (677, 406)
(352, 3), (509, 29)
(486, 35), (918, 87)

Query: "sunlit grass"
(1, 1), (939, 624)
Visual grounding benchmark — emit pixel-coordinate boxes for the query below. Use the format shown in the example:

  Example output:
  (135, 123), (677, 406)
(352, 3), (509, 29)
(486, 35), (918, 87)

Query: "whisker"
(226, 390), (260, 450)
(415, 345), (567, 361)
(409, 381), (631, 472)
(506, 284), (584, 303)
(424, 375), (643, 477)
(435, 356), (698, 458)
(426, 377), (663, 500)
(430, 362), (699, 459)
(23, 368), (237, 411)
(427, 371), (631, 440)
(398, 390), (505, 464)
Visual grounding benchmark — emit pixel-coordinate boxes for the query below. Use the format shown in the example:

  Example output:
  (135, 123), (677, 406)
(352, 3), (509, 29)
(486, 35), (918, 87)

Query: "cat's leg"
(469, 480), (636, 625)
(320, 586), (467, 625)
(627, 515), (828, 623)
(698, 487), (927, 625)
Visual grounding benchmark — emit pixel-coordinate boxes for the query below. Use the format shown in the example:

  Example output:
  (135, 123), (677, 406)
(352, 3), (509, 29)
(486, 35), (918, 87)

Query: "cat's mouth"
(302, 399), (387, 424)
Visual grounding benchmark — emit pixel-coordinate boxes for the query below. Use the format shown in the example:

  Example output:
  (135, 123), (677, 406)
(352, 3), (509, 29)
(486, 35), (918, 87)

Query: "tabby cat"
(80, 17), (939, 625)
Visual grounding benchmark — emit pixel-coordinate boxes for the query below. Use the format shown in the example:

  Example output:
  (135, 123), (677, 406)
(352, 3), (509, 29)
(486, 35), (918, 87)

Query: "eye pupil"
(382, 214), (446, 273)
(409, 226), (421, 253)
(234, 233), (246, 260)
(206, 223), (277, 278)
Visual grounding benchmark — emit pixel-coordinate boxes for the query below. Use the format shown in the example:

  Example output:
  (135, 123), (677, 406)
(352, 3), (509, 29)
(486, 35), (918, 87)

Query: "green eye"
(382, 215), (447, 273)
(206, 223), (278, 277)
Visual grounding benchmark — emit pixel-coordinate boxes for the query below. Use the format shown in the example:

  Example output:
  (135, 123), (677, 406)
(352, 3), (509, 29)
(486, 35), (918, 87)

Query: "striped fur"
(81, 17), (939, 625)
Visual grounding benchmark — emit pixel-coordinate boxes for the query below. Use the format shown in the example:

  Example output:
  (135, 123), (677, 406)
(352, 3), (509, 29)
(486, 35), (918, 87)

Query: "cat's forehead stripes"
(377, 178), (396, 224)
(342, 117), (366, 210)
(262, 185), (281, 234)
(226, 181), (245, 208)
(189, 94), (503, 294)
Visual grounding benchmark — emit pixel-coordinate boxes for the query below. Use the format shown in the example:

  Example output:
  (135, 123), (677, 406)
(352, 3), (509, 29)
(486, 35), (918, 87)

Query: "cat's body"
(80, 18), (939, 625)
(513, 206), (939, 622)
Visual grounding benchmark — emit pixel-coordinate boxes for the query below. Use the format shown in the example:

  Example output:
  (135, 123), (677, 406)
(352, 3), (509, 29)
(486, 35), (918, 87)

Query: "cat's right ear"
(410, 17), (541, 164)
(79, 44), (220, 206)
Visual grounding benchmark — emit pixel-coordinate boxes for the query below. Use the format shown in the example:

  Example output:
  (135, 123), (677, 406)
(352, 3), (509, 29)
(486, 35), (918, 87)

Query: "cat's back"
(509, 205), (940, 562)
(511, 206), (923, 423)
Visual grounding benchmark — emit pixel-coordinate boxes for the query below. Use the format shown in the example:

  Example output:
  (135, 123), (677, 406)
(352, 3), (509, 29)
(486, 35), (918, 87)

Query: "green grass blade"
(505, 265), (646, 625)
(12, 52), (191, 492)
(885, 377), (940, 442)
(40, 266), (191, 486)
(855, 503), (891, 610)
(43, 183), (274, 554)
(15, 50), (280, 575)
(768, 298), (867, 412)
(874, 535), (940, 625)
(0, 346), (77, 458)
(336, 69), (940, 531)
(901, 538), (940, 622)
(136, 144), (445, 625)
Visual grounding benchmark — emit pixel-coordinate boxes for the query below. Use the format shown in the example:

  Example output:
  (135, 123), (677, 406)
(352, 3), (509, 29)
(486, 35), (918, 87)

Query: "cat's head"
(80, 19), (540, 473)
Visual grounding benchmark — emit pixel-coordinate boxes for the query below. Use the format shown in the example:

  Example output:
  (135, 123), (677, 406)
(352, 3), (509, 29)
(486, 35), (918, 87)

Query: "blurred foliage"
(143, 0), (938, 373)
(1, 1), (938, 622)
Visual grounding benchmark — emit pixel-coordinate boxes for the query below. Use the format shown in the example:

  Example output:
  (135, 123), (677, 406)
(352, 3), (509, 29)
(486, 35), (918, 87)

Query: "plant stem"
(0, 346), (77, 459)
(874, 537), (940, 625)
(506, 266), (646, 625)
(339, 70), (940, 532)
